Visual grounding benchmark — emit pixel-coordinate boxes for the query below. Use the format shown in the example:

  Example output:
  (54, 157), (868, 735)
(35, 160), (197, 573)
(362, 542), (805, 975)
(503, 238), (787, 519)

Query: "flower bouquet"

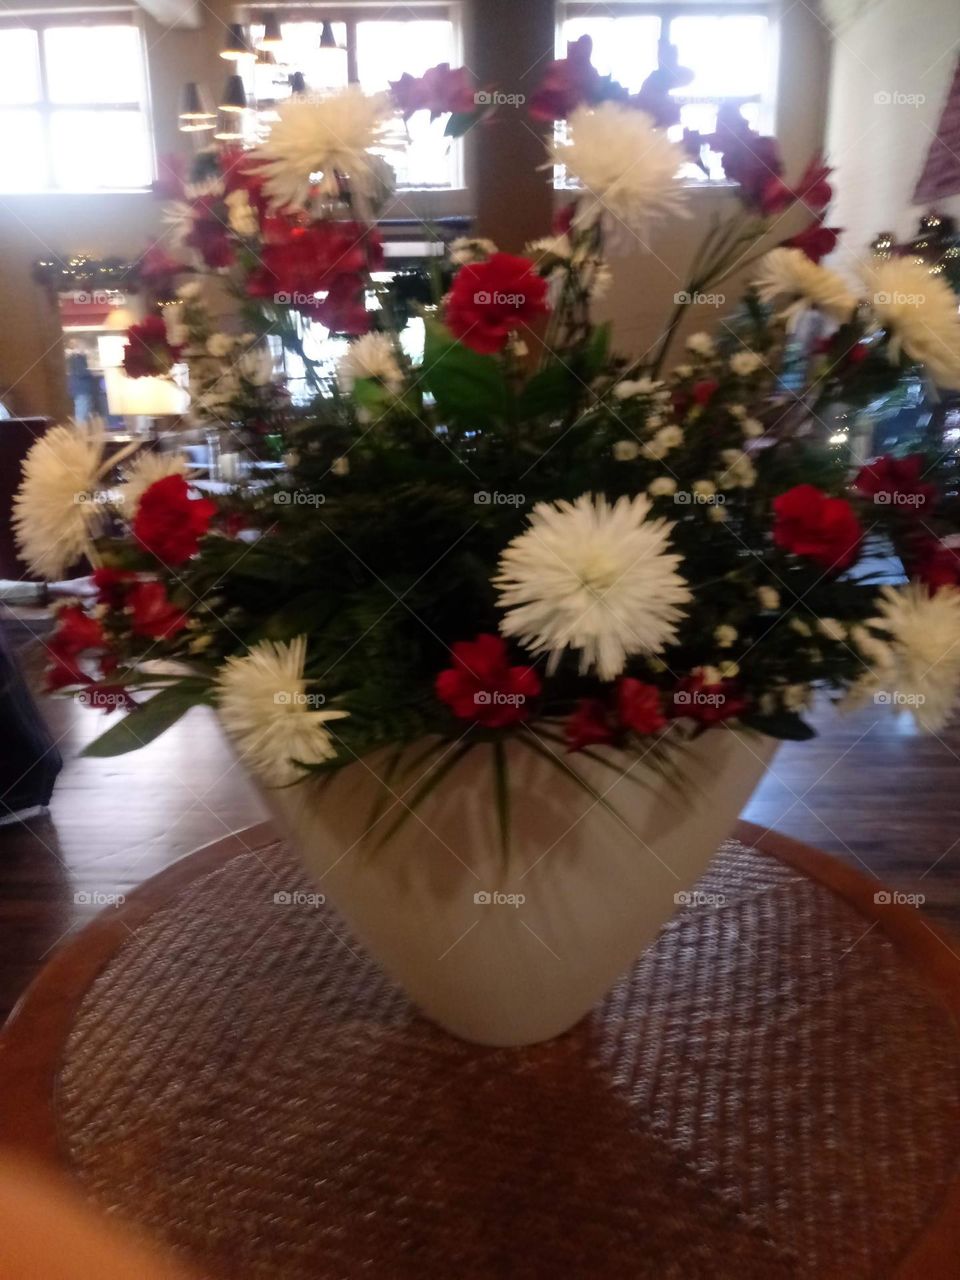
(18, 43), (960, 1044)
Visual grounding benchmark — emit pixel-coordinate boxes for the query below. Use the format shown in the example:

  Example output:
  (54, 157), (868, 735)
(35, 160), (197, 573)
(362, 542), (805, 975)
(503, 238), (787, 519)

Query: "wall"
(594, 0), (833, 360)
(825, 0), (960, 274)
(0, 0), (833, 417)
(0, 0), (230, 420)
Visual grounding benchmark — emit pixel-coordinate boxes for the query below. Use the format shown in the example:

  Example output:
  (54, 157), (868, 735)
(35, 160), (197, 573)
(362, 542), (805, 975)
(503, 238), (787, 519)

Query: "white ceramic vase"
(259, 728), (776, 1047)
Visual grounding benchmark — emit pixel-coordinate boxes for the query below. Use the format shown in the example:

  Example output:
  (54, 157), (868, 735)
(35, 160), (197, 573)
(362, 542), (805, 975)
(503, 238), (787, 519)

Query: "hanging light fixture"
(315, 21), (347, 87)
(178, 82), (215, 132)
(220, 23), (254, 62)
(219, 74), (249, 113)
(260, 13), (283, 51)
(214, 110), (245, 142)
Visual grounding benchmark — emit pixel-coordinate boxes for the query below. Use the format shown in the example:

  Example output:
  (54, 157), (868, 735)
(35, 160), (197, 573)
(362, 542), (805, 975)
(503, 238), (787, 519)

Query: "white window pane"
(670, 16), (769, 99)
(44, 26), (145, 104)
(356, 21), (456, 90)
(0, 29), (41, 104)
(50, 110), (152, 189)
(0, 109), (47, 189)
(560, 17), (661, 95)
(357, 21), (459, 189)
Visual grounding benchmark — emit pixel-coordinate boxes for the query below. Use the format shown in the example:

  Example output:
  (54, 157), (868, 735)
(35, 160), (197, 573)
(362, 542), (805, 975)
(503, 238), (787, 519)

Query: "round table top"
(1, 820), (959, 1280)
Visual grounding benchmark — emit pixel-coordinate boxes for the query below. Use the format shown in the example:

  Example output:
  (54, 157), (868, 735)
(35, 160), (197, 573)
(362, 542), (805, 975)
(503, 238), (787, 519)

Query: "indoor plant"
(17, 43), (960, 1044)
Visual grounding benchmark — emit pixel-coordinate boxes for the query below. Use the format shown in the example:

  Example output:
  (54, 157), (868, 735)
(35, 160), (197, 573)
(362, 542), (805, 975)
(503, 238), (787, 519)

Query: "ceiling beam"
(135, 0), (203, 30)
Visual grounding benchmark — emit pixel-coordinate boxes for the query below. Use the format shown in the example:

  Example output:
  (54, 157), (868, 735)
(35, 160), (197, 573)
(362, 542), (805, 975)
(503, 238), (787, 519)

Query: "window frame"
(0, 7), (155, 195)
(238, 1), (466, 193)
(559, 1), (777, 186)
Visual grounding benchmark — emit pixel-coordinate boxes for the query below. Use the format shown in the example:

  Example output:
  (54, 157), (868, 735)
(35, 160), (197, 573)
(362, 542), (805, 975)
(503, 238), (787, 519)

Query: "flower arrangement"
(18, 40), (960, 852)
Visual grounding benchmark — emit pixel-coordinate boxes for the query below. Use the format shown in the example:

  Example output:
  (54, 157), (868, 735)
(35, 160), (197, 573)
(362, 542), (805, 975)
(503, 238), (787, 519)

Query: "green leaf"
(583, 322), (612, 379)
(372, 740), (476, 851)
(421, 317), (511, 426)
(444, 110), (482, 138)
(492, 739), (510, 867)
(518, 363), (578, 419)
(81, 684), (208, 758)
(351, 376), (391, 411)
(740, 711), (817, 742)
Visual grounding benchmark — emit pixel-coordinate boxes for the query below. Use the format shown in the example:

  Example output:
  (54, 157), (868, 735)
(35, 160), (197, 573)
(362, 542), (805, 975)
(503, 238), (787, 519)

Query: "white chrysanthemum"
(494, 493), (691, 681)
(252, 86), (394, 212)
(686, 332), (715, 356)
(118, 452), (188, 514)
(550, 103), (688, 233)
(225, 188), (259, 237)
(865, 256), (960, 390)
(852, 583), (960, 731)
(337, 332), (404, 393)
(753, 248), (856, 331)
(216, 637), (349, 786)
(13, 420), (107, 579)
(450, 236), (498, 265)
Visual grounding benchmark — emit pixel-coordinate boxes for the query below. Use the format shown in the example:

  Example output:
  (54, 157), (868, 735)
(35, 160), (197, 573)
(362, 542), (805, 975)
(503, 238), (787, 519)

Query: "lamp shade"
(219, 74), (249, 112)
(179, 82), (215, 132)
(315, 22), (348, 89)
(260, 13), (283, 50)
(179, 82), (214, 120)
(214, 110), (246, 141)
(220, 23), (253, 61)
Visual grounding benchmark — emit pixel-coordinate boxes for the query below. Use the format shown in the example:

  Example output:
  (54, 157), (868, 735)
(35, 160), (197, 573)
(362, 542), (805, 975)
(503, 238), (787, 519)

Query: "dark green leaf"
(740, 712), (817, 742)
(81, 684), (208, 758)
(421, 317), (511, 425)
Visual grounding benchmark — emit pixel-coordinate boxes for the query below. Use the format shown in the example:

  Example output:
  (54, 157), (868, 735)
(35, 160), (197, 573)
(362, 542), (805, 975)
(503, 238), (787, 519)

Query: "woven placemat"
(54, 838), (960, 1280)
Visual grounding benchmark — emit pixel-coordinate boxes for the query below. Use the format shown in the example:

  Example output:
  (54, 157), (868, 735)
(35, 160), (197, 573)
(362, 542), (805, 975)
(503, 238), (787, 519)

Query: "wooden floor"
(3, 615), (960, 1022)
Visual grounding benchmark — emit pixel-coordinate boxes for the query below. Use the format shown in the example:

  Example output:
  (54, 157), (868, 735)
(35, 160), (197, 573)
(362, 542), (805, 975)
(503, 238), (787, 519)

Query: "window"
(0, 17), (153, 193)
(241, 7), (462, 190)
(560, 4), (773, 181)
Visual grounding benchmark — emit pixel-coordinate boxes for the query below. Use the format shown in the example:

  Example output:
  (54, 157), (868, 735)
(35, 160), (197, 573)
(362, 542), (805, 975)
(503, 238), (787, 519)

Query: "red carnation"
(46, 655), (91, 692)
(672, 673), (748, 725)
(435, 634), (540, 728)
(565, 699), (615, 752)
(912, 538), (960, 591)
(772, 484), (862, 572)
(128, 580), (188, 639)
(49, 604), (106, 659)
(617, 678), (668, 735)
(692, 379), (720, 408)
(133, 474), (216, 565)
(853, 454), (936, 517)
(445, 253), (549, 355)
(783, 219), (841, 264)
(92, 566), (138, 609)
(123, 315), (181, 379)
(565, 679), (666, 752)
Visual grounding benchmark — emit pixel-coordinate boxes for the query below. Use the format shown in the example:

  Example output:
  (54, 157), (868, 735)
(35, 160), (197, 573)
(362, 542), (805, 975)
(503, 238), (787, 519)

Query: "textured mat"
(55, 839), (960, 1279)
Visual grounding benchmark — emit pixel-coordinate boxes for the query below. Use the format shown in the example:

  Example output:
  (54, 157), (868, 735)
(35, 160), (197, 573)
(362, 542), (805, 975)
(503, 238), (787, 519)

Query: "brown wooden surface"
(1, 817), (959, 1277)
